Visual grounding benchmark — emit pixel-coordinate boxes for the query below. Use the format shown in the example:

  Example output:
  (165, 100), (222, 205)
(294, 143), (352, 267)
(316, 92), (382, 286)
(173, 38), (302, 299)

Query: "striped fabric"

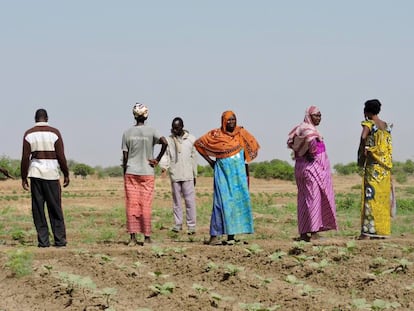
(294, 141), (337, 235)
(21, 122), (69, 180)
(124, 174), (155, 236)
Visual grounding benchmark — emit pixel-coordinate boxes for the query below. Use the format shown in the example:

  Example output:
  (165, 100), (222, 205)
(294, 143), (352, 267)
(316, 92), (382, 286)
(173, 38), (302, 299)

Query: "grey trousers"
(171, 180), (196, 228)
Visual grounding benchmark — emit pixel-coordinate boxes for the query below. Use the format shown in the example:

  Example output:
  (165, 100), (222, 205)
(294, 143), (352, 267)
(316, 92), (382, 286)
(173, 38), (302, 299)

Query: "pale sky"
(1, 1), (413, 167)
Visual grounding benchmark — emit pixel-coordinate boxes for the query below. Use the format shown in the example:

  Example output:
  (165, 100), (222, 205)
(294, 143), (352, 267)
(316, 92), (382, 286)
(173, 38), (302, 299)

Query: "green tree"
(0, 155), (20, 178)
(334, 162), (358, 175)
(72, 163), (94, 178)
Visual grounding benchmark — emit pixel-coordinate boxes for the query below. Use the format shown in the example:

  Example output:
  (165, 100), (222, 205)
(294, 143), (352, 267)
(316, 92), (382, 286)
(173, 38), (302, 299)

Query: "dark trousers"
(30, 178), (67, 247)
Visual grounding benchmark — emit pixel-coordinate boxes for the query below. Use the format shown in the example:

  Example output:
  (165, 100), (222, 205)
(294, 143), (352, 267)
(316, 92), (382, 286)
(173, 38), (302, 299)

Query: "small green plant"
(58, 272), (97, 298)
(345, 240), (357, 252)
(268, 250), (287, 261)
(5, 248), (33, 277)
(244, 243), (263, 255)
(239, 302), (281, 311)
(371, 257), (388, 267)
(132, 261), (143, 268)
(151, 246), (167, 257)
(148, 270), (169, 279)
(94, 253), (113, 264)
(405, 283), (414, 290)
(192, 283), (209, 295)
(255, 274), (272, 288)
(170, 247), (187, 254)
(224, 263), (244, 276)
(288, 241), (307, 255)
(371, 299), (401, 309)
(210, 292), (223, 308)
(352, 298), (371, 309)
(148, 282), (175, 296)
(292, 254), (314, 266)
(352, 298), (401, 310)
(100, 287), (118, 308)
(11, 229), (26, 243)
(309, 258), (329, 271)
(42, 264), (53, 275)
(205, 261), (219, 272)
(285, 275), (302, 285)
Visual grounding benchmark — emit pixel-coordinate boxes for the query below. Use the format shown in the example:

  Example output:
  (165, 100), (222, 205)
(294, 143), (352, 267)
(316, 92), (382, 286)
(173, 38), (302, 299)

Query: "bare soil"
(1, 176), (414, 311)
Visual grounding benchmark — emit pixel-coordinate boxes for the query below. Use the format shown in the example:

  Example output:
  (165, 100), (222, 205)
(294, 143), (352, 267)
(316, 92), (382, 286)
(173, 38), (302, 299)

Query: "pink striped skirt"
(124, 174), (155, 236)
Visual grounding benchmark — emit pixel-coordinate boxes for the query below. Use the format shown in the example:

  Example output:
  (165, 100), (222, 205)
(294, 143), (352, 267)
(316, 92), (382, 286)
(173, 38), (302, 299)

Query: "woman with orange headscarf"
(195, 110), (260, 245)
(287, 106), (337, 242)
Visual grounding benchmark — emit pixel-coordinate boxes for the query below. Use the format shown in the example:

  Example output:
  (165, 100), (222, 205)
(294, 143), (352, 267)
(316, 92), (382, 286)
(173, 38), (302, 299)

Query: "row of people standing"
(287, 99), (393, 242)
(121, 99), (393, 246)
(14, 99), (393, 248)
(121, 105), (260, 245)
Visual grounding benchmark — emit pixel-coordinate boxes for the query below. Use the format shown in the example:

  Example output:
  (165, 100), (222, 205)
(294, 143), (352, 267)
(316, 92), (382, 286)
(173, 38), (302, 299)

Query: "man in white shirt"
(160, 117), (198, 235)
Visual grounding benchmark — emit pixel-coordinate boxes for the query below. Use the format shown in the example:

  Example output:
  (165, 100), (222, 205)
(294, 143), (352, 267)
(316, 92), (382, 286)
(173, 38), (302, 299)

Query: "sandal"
(203, 236), (223, 245)
(294, 234), (310, 242)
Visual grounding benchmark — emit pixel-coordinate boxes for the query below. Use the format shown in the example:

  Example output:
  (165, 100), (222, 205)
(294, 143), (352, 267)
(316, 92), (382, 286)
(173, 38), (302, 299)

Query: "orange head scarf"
(195, 110), (260, 162)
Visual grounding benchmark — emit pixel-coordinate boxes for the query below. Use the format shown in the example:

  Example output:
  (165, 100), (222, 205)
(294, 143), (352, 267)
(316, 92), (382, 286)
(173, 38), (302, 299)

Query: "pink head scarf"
(287, 106), (322, 157)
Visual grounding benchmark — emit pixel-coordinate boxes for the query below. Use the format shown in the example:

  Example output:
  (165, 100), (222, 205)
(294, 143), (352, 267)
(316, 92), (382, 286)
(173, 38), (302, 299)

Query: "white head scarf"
(132, 103), (149, 118)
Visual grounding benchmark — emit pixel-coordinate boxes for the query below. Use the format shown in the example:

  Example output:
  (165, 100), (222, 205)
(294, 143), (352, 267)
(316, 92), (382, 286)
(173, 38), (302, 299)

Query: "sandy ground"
(1, 175), (413, 311)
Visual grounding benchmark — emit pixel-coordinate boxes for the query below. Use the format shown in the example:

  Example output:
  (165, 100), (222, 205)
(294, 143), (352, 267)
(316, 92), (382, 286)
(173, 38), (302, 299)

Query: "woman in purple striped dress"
(287, 106), (338, 242)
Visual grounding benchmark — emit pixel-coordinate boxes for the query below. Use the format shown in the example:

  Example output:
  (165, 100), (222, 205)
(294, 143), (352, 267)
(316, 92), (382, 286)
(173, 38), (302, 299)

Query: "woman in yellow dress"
(357, 99), (393, 239)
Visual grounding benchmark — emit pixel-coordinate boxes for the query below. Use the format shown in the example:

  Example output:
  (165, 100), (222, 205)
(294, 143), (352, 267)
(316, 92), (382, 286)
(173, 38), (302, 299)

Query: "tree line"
(1, 155), (414, 182)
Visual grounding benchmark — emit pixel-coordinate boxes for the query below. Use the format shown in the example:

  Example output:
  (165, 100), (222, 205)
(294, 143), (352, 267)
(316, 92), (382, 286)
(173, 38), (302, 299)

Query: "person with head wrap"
(121, 103), (168, 246)
(195, 110), (260, 245)
(357, 99), (393, 240)
(287, 106), (337, 242)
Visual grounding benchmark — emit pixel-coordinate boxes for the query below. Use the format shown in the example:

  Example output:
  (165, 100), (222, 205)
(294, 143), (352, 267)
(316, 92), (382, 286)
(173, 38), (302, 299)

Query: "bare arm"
(149, 136), (168, 167)
(122, 151), (128, 175)
(199, 153), (215, 169)
(357, 125), (370, 167)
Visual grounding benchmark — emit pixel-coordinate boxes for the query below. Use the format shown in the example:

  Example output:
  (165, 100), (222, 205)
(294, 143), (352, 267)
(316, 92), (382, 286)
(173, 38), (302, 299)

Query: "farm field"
(1, 175), (414, 311)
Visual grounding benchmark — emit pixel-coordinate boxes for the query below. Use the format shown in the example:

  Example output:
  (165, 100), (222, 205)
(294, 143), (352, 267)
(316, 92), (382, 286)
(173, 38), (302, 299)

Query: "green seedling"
(255, 274), (272, 287)
(224, 264), (244, 276)
(268, 250), (287, 261)
(101, 287), (118, 308)
(244, 243), (264, 255)
(148, 282), (175, 296)
(285, 275), (303, 285)
(5, 248), (33, 277)
(192, 283), (209, 295)
(239, 302), (281, 311)
(292, 254), (314, 266)
(151, 246), (167, 257)
(205, 261), (219, 272)
(309, 258), (330, 271)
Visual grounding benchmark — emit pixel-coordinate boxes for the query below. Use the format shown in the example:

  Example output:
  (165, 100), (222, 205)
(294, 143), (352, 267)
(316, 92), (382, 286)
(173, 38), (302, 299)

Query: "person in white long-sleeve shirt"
(160, 117), (198, 235)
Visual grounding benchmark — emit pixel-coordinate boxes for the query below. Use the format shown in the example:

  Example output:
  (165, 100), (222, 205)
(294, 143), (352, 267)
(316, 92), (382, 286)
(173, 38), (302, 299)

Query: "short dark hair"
(364, 99), (381, 115)
(172, 117), (184, 127)
(35, 109), (48, 121)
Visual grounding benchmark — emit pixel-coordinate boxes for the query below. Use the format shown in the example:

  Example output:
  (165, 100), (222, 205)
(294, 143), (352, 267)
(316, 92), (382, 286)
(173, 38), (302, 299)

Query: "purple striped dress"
(294, 140), (338, 235)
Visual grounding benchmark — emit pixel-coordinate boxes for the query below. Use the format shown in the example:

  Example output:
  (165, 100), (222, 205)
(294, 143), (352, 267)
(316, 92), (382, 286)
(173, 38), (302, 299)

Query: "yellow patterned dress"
(358, 120), (393, 237)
